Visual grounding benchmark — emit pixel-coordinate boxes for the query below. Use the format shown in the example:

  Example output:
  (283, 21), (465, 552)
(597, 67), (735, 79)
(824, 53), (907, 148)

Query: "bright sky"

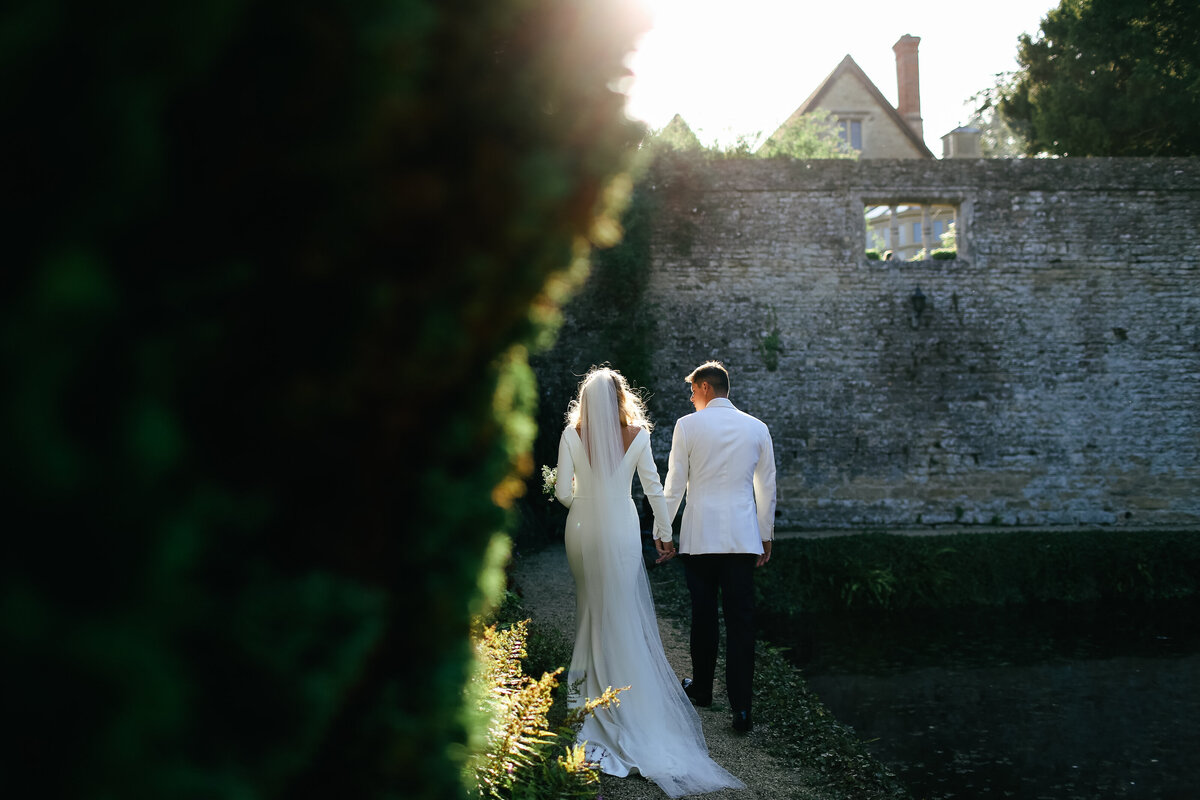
(623, 0), (1060, 152)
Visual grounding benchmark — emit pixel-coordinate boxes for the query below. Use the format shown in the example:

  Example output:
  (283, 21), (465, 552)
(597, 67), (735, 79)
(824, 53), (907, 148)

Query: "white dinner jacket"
(663, 397), (777, 555)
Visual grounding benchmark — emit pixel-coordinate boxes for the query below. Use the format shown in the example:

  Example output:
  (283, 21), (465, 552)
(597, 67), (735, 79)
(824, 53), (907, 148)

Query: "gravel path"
(510, 545), (815, 800)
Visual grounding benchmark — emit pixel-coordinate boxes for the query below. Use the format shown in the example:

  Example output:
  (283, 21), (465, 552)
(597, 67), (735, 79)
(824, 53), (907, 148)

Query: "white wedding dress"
(554, 379), (744, 798)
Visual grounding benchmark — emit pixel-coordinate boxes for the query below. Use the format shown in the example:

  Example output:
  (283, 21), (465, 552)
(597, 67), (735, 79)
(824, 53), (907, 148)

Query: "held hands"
(655, 538), (676, 564)
(654, 539), (769, 565)
(756, 540), (772, 568)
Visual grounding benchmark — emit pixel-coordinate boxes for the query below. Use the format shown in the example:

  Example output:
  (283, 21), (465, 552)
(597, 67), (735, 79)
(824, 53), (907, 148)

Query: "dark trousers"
(682, 553), (757, 713)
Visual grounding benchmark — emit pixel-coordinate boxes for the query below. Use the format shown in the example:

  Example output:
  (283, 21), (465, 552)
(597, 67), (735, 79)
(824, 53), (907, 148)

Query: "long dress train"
(555, 425), (744, 798)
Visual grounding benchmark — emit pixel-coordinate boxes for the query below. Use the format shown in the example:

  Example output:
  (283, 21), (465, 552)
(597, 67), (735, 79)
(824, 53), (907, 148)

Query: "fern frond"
(467, 618), (611, 799)
(564, 684), (627, 727)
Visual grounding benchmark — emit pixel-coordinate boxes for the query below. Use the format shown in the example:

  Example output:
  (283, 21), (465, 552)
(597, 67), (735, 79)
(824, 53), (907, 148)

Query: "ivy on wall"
(525, 141), (721, 524)
(759, 306), (783, 372)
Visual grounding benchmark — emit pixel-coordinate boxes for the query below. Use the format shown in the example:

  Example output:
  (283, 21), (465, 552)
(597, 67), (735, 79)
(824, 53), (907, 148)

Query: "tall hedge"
(2, 2), (645, 798)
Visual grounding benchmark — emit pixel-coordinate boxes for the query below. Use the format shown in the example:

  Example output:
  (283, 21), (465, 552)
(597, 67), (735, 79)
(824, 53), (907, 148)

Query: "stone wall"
(625, 157), (1200, 529)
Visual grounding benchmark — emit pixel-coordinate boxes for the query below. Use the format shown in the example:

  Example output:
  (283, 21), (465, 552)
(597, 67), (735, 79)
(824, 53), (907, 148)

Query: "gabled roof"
(777, 54), (934, 159)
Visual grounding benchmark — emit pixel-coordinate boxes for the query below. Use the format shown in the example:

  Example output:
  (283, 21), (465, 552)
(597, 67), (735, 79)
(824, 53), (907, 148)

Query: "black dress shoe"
(681, 678), (712, 707)
(731, 709), (753, 733)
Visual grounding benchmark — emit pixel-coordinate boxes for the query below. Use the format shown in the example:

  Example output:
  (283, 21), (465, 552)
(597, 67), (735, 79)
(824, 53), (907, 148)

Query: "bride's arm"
(635, 433), (672, 542)
(554, 430), (574, 508)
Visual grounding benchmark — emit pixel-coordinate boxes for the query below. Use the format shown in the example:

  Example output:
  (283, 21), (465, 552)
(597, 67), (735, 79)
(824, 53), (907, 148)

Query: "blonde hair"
(566, 366), (653, 433)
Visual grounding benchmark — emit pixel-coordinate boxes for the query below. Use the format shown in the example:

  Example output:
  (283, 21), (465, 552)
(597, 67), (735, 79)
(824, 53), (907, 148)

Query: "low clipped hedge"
(759, 529), (1200, 615)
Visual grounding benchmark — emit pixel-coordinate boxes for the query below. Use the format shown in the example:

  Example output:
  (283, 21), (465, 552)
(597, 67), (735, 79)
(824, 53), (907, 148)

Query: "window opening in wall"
(864, 203), (958, 261)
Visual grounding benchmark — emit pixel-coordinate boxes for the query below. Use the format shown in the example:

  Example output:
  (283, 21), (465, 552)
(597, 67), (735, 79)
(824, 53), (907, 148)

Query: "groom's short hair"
(686, 361), (729, 396)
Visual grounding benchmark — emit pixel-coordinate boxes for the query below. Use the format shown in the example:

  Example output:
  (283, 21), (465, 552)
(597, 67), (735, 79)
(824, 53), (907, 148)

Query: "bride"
(554, 367), (744, 798)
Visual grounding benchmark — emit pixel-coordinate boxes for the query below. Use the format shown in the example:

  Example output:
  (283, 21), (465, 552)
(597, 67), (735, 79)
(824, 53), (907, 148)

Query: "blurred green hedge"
(760, 530), (1200, 615)
(2, 1), (644, 798)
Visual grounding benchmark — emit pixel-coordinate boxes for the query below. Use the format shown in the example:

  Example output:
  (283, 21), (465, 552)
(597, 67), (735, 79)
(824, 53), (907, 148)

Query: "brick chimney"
(893, 34), (923, 140)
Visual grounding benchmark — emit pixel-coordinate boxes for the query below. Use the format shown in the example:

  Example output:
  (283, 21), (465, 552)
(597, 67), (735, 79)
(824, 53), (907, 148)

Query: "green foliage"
(758, 109), (859, 160)
(865, 249), (882, 261)
(759, 530), (1200, 615)
(998, 0), (1200, 155)
(466, 620), (619, 800)
(653, 114), (704, 152)
(640, 110), (857, 161)
(525, 149), (673, 537)
(4, 1), (645, 798)
(584, 175), (659, 383)
(939, 221), (957, 250)
(714, 133), (762, 158)
(758, 306), (783, 372)
(842, 566), (901, 608)
(753, 646), (911, 799)
(492, 593), (575, 696)
(964, 75), (1032, 157)
(643, 148), (712, 260)
(928, 222), (957, 259)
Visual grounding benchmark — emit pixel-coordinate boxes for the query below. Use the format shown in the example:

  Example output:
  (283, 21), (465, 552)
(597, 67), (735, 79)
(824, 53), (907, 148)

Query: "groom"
(658, 361), (776, 734)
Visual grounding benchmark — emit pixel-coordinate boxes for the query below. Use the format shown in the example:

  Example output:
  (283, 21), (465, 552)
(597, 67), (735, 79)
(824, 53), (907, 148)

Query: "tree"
(999, 0), (1200, 156)
(964, 75), (1032, 157)
(757, 109), (858, 160)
